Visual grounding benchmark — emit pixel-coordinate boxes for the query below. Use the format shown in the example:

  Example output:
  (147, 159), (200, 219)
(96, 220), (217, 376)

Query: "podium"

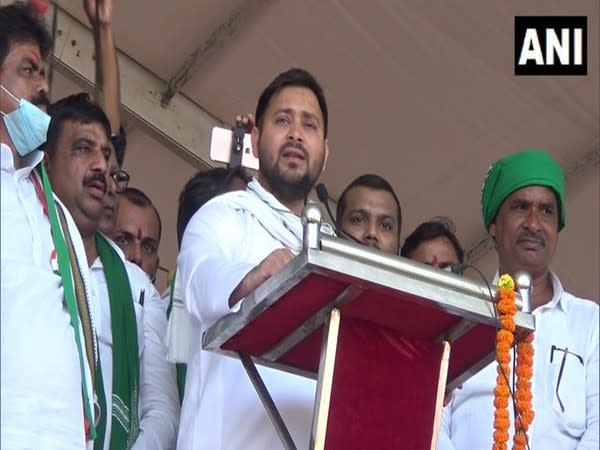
(203, 204), (535, 450)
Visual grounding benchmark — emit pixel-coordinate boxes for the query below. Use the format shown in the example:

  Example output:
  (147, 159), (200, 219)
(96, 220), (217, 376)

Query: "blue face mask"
(1, 85), (50, 157)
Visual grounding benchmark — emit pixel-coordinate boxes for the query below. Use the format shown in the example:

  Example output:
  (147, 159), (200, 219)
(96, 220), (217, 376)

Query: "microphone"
(315, 183), (333, 219)
(315, 183), (364, 246)
(450, 262), (467, 275)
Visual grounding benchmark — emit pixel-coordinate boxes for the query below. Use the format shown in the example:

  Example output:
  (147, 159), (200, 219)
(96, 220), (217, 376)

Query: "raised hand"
(83, 0), (113, 27)
(235, 113), (256, 134)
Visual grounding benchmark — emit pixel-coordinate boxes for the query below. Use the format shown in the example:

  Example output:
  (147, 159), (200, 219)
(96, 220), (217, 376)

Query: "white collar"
(542, 271), (567, 313)
(492, 269), (567, 313)
(1, 143), (44, 176)
(247, 177), (296, 215)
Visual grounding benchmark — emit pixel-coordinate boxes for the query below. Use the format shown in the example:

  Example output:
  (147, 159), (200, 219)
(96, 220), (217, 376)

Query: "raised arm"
(84, 0), (121, 135)
(178, 202), (255, 327)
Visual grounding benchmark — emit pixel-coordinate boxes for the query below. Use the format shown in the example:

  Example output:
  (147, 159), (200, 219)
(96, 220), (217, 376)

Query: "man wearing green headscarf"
(438, 149), (599, 450)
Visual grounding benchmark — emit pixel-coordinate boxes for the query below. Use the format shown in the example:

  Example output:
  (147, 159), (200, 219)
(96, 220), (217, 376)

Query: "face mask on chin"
(1, 85), (50, 157)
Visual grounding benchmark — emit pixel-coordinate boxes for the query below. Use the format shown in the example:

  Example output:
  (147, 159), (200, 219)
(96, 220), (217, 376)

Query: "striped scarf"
(94, 234), (140, 450)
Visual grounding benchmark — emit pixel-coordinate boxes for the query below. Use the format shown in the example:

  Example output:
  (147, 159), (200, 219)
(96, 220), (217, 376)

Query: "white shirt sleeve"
(133, 281), (180, 450)
(436, 402), (456, 450)
(577, 307), (599, 449)
(178, 203), (255, 328)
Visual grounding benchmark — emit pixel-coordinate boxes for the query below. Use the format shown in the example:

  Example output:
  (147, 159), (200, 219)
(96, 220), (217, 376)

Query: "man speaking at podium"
(176, 68), (330, 449)
(439, 149), (599, 449)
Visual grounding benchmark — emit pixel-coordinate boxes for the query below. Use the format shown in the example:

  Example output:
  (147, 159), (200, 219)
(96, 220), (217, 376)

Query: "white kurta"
(438, 273), (599, 450)
(89, 241), (180, 450)
(177, 189), (317, 450)
(1, 144), (92, 449)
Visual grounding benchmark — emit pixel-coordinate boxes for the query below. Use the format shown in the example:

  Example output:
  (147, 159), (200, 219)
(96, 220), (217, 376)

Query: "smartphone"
(209, 126), (259, 170)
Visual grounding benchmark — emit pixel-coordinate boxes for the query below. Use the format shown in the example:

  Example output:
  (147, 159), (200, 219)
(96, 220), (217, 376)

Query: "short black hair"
(177, 166), (249, 248)
(120, 187), (162, 241)
(46, 93), (112, 157)
(0, 1), (52, 68)
(255, 68), (328, 138)
(336, 174), (402, 237)
(400, 219), (464, 263)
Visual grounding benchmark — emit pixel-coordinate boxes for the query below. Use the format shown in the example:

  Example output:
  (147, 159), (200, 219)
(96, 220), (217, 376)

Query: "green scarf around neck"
(95, 234), (140, 450)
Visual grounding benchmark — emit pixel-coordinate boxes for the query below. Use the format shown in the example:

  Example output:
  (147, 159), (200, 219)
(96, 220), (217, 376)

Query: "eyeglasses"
(111, 169), (130, 193)
(550, 345), (583, 412)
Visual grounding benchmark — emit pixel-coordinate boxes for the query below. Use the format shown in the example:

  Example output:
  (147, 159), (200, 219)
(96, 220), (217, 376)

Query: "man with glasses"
(439, 149), (599, 449)
(45, 93), (180, 449)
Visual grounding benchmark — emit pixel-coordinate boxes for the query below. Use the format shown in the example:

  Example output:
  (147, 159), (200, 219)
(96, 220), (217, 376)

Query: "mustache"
(84, 172), (107, 194)
(517, 230), (545, 246)
(31, 93), (50, 108)
(279, 141), (307, 159)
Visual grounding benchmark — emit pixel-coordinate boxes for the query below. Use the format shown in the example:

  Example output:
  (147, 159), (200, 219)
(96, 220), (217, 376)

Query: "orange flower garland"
(493, 275), (516, 450)
(513, 332), (535, 449)
(493, 274), (534, 450)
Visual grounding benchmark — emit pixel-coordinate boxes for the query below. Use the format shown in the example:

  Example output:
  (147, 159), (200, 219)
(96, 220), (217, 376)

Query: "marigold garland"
(513, 332), (535, 449)
(493, 274), (535, 450)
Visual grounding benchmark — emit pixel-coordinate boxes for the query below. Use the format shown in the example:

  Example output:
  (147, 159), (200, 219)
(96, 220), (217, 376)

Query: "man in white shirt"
(44, 93), (180, 449)
(0, 0), (51, 169)
(177, 68), (330, 449)
(439, 149), (599, 449)
(164, 166), (249, 403)
(1, 3), (97, 449)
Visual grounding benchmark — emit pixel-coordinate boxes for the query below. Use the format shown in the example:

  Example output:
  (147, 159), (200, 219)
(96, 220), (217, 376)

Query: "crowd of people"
(1, 1), (597, 449)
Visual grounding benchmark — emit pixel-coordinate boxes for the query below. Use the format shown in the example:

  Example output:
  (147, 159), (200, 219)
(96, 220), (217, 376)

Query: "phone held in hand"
(209, 127), (259, 170)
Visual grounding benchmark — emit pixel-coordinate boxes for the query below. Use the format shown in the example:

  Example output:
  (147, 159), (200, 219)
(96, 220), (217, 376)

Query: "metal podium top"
(203, 203), (535, 391)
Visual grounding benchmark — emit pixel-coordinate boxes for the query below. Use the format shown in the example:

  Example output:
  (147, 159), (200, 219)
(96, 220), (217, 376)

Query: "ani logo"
(514, 16), (587, 75)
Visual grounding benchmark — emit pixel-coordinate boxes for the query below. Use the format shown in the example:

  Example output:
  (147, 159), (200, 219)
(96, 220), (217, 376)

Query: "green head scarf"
(481, 149), (566, 231)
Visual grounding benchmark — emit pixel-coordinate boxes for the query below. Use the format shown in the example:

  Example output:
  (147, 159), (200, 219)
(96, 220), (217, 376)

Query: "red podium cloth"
(222, 273), (495, 386)
(219, 272), (498, 448)
(325, 316), (445, 450)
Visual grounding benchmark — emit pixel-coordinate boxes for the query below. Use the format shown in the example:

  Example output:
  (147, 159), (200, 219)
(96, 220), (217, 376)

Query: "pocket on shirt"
(550, 350), (586, 434)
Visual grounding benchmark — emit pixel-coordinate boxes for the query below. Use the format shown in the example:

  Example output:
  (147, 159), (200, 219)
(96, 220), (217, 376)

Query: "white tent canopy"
(8, 0), (598, 298)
